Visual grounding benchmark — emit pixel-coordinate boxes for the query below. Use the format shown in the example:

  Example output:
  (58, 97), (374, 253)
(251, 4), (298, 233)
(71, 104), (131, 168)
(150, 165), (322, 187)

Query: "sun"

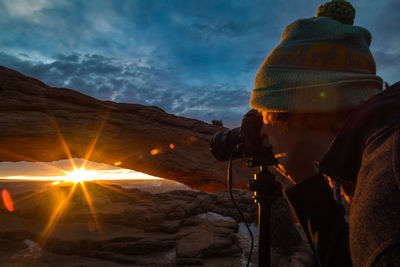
(63, 168), (96, 183)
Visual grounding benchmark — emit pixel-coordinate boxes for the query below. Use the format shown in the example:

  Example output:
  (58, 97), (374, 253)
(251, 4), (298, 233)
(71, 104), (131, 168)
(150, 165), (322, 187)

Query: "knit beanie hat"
(249, 0), (383, 112)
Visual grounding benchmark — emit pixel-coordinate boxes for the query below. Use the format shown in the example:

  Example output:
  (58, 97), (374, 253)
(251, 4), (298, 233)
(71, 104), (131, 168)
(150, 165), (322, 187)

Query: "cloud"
(180, 88), (251, 127)
(190, 20), (247, 43)
(373, 50), (400, 85)
(0, 51), (250, 127)
(53, 53), (80, 62)
(0, 0), (399, 127)
(2, 0), (52, 18)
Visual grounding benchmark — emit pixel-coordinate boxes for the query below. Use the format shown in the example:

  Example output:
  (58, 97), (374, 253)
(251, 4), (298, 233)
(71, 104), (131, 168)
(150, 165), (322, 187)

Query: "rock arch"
(0, 66), (252, 192)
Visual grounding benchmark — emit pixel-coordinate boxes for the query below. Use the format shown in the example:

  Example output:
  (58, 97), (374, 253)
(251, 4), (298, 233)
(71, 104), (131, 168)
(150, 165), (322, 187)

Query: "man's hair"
(262, 110), (353, 134)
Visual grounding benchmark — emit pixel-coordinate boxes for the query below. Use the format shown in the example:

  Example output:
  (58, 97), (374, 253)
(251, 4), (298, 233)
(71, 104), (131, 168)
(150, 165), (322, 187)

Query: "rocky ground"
(0, 181), (312, 266)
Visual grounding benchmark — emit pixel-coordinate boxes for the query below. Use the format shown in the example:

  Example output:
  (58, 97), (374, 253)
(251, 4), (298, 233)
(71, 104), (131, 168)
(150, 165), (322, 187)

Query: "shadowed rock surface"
(0, 181), (306, 266)
(0, 66), (253, 192)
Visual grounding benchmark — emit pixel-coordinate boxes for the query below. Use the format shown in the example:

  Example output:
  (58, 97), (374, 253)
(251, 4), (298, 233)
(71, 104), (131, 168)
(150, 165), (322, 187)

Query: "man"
(249, 0), (400, 266)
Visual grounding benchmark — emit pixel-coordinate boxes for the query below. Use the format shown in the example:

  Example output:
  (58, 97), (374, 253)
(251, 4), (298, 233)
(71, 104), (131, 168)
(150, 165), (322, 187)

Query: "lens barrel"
(210, 127), (244, 161)
(210, 109), (277, 166)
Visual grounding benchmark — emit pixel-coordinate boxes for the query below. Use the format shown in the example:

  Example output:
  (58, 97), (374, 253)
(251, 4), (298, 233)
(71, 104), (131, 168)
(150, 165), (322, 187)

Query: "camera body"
(210, 109), (276, 166)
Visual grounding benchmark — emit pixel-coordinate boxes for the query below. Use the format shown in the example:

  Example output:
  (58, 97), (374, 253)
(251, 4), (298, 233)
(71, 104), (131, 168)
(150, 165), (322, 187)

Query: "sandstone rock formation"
(0, 66), (254, 192)
(0, 181), (305, 266)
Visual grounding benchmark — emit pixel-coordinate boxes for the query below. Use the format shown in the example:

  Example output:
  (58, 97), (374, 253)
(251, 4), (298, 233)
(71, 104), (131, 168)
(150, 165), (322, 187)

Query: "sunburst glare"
(0, 160), (163, 183)
(63, 168), (97, 183)
(0, 158), (165, 254)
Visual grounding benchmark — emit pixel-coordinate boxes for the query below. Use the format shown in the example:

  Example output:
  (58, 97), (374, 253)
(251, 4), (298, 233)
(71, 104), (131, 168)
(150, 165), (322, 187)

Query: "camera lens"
(210, 109), (276, 166)
(210, 127), (244, 161)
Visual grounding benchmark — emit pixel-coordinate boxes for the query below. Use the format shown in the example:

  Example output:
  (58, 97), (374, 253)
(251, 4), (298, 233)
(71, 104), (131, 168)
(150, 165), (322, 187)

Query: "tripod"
(248, 163), (282, 267)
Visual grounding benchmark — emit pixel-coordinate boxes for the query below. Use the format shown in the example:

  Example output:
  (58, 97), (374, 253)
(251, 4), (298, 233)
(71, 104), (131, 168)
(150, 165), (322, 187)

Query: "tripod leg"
(258, 200), (271, 267)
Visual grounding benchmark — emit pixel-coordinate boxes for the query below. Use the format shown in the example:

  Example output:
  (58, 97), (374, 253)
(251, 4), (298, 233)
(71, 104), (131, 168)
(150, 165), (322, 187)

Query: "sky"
(0, 0), (399, 128)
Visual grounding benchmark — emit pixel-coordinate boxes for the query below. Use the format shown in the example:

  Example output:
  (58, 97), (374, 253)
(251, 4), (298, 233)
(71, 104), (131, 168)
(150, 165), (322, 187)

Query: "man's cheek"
(261, 124), (290, 154)
(270, 133), (289, 155)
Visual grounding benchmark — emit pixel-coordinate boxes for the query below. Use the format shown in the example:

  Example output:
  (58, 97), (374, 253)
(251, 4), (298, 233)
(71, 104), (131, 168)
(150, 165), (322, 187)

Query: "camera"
(210, 110), (281, 267)
(210, 109), (276, 166)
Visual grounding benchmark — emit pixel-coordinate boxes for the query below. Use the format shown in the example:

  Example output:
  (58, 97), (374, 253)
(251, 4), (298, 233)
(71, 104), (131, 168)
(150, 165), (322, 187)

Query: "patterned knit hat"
(250, 0), (383, 112)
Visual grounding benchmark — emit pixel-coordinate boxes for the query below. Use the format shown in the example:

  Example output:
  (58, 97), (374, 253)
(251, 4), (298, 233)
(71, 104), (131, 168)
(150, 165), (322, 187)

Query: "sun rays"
(4, 164), (147, 253)
(0, 108), (163, 255)
(0, 161), (164, 252)
(80, 182), (103, 239)
(37, 182), (78, 248)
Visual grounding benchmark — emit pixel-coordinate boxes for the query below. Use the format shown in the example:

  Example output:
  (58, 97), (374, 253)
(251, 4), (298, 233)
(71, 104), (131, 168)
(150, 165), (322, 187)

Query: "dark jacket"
(285, 82), (400, 266)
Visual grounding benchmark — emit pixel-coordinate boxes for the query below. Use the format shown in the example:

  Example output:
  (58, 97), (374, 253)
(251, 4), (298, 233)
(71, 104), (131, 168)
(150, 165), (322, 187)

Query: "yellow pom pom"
(316, 0), (355, 25)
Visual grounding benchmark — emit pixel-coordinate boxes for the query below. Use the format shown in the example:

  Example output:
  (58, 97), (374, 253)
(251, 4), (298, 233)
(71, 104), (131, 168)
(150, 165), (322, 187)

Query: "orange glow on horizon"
(113, 161), (122, 166)
(0, 167), (163, 182)
(1, 189), (14, 212)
